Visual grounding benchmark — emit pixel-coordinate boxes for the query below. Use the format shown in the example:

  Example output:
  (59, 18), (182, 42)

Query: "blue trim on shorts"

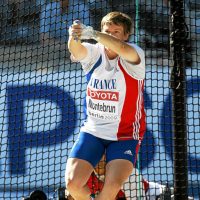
(69, 132), (139, 167)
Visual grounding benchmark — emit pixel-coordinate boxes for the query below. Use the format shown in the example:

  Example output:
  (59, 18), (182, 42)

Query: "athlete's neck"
(105, 48), (118, 60)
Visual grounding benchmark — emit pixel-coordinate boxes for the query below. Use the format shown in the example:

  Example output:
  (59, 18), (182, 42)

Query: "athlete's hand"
(69, 20), (98, 41)
(68, 20), (82, 41)
(81, 24), (98, 40)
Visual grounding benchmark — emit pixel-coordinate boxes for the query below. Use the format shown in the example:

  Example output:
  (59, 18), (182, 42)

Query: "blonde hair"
(101, 11), (133, 34)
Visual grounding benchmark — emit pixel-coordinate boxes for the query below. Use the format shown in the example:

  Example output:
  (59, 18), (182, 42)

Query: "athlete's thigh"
(106, 139), (139, 165)
(65, 157), (94, 186)
(66, 132), (105, 185)
(103, 139), (138, 185)
(69, 132), (105, 167)
(105, 159), (133, 185)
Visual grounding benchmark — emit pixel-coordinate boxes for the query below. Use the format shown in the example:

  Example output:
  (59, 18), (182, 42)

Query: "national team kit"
(69, 42), (146, 168)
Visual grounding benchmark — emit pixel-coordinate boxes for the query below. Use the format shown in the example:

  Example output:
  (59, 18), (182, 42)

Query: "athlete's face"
(101, 22), (129, 41)
(101, 22), (129, 58)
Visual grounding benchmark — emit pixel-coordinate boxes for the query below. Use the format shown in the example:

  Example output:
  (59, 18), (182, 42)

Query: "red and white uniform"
(79, 42), (146, 141)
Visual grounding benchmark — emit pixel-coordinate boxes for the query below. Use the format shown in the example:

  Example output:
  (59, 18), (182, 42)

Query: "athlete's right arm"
(68, 22), (88, 61)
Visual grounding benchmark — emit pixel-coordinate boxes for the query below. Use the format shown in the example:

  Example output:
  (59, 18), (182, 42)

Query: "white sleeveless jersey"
(78, 42), (146, 141)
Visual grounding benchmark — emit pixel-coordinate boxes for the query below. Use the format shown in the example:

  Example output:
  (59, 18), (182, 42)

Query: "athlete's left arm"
(95, 32), (141, 64)
(120, 43), (145, 80)
(78, 24), (140, 64)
